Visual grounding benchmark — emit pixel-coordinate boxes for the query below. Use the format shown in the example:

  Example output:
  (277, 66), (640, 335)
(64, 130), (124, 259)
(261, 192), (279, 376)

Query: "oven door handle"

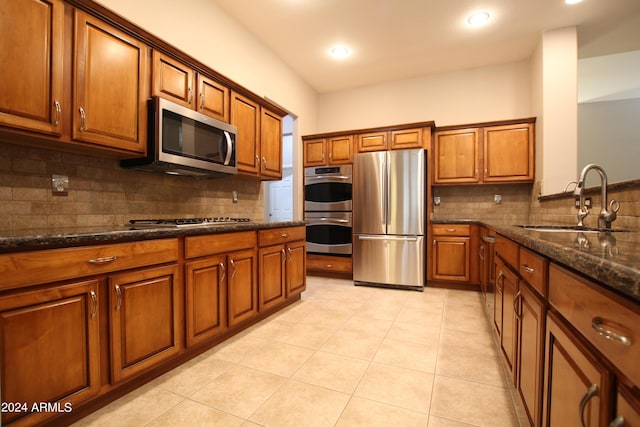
(305, 176), (351, 183)
(306, 218), (351, 224)
(358, 235), (419, 242)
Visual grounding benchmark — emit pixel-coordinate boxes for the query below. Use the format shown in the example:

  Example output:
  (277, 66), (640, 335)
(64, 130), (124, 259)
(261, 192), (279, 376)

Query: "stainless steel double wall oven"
(304, 165), (353, 256)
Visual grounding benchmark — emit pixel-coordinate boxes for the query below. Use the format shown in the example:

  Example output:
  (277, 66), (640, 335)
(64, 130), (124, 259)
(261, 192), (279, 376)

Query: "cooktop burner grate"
(129, 217), (252, 228)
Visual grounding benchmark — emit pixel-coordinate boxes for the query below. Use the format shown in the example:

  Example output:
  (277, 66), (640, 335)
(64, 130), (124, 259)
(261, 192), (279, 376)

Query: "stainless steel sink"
(516, 225), (632, 233)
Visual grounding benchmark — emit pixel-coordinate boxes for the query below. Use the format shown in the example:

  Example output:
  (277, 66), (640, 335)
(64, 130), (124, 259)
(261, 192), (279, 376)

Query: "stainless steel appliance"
(305, 211), (352, 255)
(304, 164), (353, 255)
(121, 97), (237, 177)
(353, 149), (426, 290)
(304, 165), (352, 211)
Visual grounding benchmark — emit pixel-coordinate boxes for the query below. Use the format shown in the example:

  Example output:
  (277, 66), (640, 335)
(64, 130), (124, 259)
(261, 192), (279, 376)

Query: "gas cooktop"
(129, 217), (252, 228)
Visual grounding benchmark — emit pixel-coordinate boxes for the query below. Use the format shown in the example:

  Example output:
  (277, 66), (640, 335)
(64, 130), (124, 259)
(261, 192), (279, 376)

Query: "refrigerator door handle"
(357, 235), (419, 242)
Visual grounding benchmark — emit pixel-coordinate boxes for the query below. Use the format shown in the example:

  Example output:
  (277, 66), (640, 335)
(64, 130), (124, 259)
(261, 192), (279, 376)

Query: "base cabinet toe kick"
(491, 234), (640, 427)
(0, 226), (305, 426)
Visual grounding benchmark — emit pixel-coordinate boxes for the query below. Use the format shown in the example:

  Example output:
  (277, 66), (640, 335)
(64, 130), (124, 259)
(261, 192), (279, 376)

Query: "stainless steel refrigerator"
(353, 148), (426, 290)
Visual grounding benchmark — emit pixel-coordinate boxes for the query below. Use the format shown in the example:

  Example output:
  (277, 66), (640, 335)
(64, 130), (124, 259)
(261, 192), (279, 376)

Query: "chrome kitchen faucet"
(572, 164), (620, 228)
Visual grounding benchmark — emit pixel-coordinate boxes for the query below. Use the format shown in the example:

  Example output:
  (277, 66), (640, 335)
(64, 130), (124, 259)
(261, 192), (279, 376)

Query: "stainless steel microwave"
(121, 97), (237, 177)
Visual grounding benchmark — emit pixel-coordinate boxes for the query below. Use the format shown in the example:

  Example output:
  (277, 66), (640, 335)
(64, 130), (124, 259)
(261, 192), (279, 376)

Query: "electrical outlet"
(51, 174), (69, 195)
(493, 194), (502, 204)
(575, 197), (592, 208)
(232, 191), (238, 203)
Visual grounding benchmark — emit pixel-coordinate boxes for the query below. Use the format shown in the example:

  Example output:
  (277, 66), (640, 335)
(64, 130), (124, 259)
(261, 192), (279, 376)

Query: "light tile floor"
(74, 277), (523, 427)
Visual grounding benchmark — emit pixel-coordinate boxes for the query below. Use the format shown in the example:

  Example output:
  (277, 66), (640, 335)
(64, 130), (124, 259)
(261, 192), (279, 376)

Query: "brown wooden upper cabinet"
(356, 127), (423, 152)
(73, 10), (149, 154)
(433, 119), (535, 184)
(231, 91), (283, 180)
(303, 135), (353, 166)
(152, 51), (229, 122)
(0, 0), (65, 136)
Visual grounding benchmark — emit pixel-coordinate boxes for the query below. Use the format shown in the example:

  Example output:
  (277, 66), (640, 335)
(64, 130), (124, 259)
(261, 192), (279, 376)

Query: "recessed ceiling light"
(468, 11), (490, 26)
(330, 45), (350, 59)
(565, 0), (583, 4)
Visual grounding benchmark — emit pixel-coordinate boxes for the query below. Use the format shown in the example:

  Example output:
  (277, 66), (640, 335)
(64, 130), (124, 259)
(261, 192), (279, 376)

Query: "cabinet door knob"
(230, 259), (237, 278)
(79, 107), (86, 132)
(114, 285), (122, 311)
(219, 262), (226, 284)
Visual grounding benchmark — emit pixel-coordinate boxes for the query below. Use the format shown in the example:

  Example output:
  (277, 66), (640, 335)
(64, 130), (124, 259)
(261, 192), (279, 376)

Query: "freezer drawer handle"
(358, 235), (418, 241)
(306, 218), (350, 224)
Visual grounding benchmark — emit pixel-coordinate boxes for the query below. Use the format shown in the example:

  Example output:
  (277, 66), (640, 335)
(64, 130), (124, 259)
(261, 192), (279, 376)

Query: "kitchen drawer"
(258, 226), (306, 247)
(185, 231), (256, 258)
(518, 247), (548, 297)
(0, 239), (179, 291)
(549, 263), (639, 386)
(432, 224), (470, 236)
(495, 234), (518, 269)
(306, 254), (352, 273)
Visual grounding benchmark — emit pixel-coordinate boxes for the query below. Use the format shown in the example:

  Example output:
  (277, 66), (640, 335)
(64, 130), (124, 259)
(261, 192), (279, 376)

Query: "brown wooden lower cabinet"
(109, 264), (182, 383)
(306, 254), (352, 278)
(494, 256), (518, 379)
(227, 248), (259, 327)
(0, 280), (101, 426)
(542, 312), (612, 427)
(185, 255), (228, 347)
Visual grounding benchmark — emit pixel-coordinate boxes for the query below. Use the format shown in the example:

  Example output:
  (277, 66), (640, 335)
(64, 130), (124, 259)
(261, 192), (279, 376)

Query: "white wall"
(317, 61), (531, 132)
(538, 27), (578, 196)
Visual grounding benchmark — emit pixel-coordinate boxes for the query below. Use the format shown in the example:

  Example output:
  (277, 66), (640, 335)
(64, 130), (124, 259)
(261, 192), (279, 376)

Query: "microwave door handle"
(223, 131), (233, 166)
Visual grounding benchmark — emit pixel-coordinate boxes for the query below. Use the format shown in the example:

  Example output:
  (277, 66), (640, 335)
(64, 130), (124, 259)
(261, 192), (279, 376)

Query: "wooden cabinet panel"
(431, 236), (470, 281)
(543, 312), (612, 427)
(0, 238), (179, 291)
(227, 248), (258, 327)
(185, 256), (227, 347)
(198, 75), (229, 122)
(498, 261), (519, 379)
(390, 128), (422, 149)
(484, 123), (534, 182)
(431, 224), (471, 237)
(258, 226), (306, 247)
(260, 108), (283, 179)
(519, 246), (548, 297)
(258, 245), (286, 310)
(109, 264), (181, 382)
(306, 254), (352, 277)
(73, 10), (148, 153)
(0, 0), (64, 135)
(357, 131), (387, 152)
(304, 138), (326, 166)
(328, 135), (353, 164)
(231, 91), (260, 175)
(517, 282), (546, 427)
(152, 51), (195, 109)
(613, 386), (640, 427)
(286, 240), (306, 297)
(495, 234), (519, 270)
(433, 128), (480, 183)
(549, 264), (639, 387)
(0, 280), (100, 426)
(185, 231), (256, 259)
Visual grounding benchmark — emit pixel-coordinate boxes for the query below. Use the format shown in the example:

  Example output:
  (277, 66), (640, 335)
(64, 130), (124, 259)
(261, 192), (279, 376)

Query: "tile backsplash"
(0, 142), (265, 230)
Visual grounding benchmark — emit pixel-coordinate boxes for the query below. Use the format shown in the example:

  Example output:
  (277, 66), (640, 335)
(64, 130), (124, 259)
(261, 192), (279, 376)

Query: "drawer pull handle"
(521, 264), (535, 273)
(90, 290), (97, 319)
(88, 256), (118, 264)
(579, 384), (598, 427)
(609, 416), (625, 427)
(445, 228), (456, 232)
(114, 285), (122, 311)
(281, 233), (289, 238)
(592, 317), (631, 346)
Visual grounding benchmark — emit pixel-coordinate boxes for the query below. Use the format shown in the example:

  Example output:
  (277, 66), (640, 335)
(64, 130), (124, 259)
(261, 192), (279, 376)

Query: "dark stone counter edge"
(0, 221), (305, 253)
(431, 219), (640, 304)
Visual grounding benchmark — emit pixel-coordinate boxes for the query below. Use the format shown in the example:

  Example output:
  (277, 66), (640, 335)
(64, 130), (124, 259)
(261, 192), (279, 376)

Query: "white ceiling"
(212, 0), (640, 94)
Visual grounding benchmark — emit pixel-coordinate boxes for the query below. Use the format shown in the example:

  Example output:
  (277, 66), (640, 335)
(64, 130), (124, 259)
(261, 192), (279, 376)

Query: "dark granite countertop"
(0, 221), (305, 253)
(431, 219), (640, 303)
